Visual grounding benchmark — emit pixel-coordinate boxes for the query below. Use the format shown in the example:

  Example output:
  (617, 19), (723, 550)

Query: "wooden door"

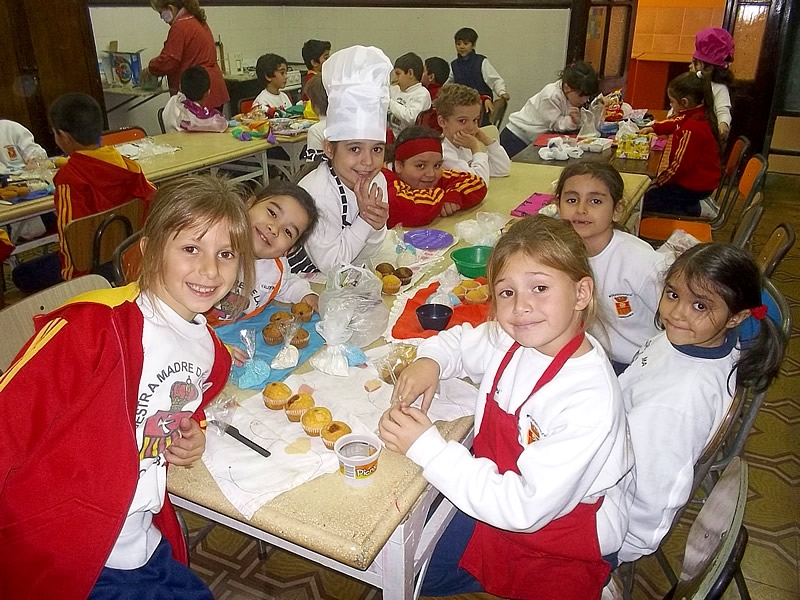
(724, 0), (792, 153)
(0, 0), (105, 154)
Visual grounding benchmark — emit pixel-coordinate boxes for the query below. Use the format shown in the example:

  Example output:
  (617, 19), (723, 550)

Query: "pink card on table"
(510, 193), (554, 217)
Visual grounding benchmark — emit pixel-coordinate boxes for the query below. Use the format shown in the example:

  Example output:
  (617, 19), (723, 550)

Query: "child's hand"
(379, 405), (433, 455)
(483, 98), (494, 114)
(453, 131), (483, 153)
(568, 107), (581, 124)
(475, 128), (493, 146)
(229, 345), (248, 367)
(302, 293), (319, 313)
(355, 178), (389, 230)
(719, 123), (730, 146)
(390, 357), (441, 412)
(638, 126), (655, 135)
(165, 418), (206, 466)
(439, 202), (460, 217)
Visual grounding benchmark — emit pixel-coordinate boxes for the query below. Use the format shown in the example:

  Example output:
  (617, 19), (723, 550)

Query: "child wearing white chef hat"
(288, 45), (392, 275)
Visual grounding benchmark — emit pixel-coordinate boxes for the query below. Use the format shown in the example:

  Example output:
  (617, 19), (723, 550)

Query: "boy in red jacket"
(641, 72), (721, 217)
(385, 125), (487, 228)
(11, 93), (155, 293)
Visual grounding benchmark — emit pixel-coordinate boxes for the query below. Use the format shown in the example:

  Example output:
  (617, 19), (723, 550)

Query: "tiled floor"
(3, 174), (798, 599)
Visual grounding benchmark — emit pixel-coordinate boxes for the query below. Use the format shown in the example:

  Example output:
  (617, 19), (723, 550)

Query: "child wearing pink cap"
(691, 27), (735, 146)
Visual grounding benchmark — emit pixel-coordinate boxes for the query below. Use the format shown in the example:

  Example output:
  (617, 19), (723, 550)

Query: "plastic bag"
(375, 344), (418, 385)
(310, 312), (352, 376)
(616, 119), (639, 138)
(537, 137), (584, 161)
(578, 107), (600, 140)
(271, 317), (300, 370)
(658, 229), (701, 259)
(206, 393), (239, 436)
(318, 266), (389, 348)
(455, 211), (508, 247)
(229, 329), (271, 389)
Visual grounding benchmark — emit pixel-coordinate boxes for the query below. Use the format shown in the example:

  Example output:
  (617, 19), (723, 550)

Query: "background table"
(102, 85), (169, 113)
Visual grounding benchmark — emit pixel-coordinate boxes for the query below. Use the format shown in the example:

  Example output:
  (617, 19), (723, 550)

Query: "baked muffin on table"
(291, 301), (314, 323)
(270, 311), (294, 324)
(382, 274), (401, 295)
(291, 328), (310, 349)
(301, 407), (333, 436)
(262, 323), (283, 345)
(321, 421), (352, 450)
(375, 262), (395, 278)
(263, 382), (293, 410)
(394, 266), (413, 286)
(285, 393), (315, 422)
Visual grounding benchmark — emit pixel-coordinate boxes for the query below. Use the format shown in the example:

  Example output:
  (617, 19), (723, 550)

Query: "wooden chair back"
(756, 223), (796, 278)
(729, 192), (764, 249)
(100, 126), (148, 147)
(0, 274), (111, 372)
(112, 231), (143, 286)
(669, 457), (748, 600)
(157, 107), (166, 134)
(63, 198), (145, 274)
(489, 97), (508, 128)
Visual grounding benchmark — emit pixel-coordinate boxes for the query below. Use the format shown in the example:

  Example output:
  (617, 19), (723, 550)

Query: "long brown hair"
(486, 215), (596, 325)
(668, 71), (719, 143)
(150, 0), (206, 24)
(139, 174), (253, 302)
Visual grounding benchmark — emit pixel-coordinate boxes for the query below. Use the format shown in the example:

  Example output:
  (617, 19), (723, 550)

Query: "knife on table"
(215, 423), (271, 458)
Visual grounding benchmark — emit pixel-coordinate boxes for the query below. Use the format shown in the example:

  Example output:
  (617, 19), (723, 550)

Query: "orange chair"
(100, 126), (148, 147)
(112, 231), (143, 286)
(639, 154), (767, 245)
(238, 98), (255, 114)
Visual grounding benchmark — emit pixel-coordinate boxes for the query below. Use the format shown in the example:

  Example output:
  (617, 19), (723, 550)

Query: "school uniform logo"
(611, 294), (633, 318)
(519, 414), (544, 446)
(4, 146), (19, 161)
(139, 377), (198, 459)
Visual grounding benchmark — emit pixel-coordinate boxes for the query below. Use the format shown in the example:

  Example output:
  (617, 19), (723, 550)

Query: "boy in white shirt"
(304, 74), (327, 152)
(435, 83), (510, 185)
(388, 53), (431, 138)
(0, 119), (47, 173)
(254, 53), (293, 111)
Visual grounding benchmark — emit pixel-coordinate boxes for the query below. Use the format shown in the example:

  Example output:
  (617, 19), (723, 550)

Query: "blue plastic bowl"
(416, 304), (453, 331)
(451, 246), (492, 278)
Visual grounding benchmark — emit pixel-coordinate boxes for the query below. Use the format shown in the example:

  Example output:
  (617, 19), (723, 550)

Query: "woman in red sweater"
(146, 0), (229, 110)
(641, 72), (721, 217)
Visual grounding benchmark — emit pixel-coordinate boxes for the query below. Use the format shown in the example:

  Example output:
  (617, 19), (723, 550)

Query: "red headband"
(750, 304), (768, 321)
(394, 137), (442, 162)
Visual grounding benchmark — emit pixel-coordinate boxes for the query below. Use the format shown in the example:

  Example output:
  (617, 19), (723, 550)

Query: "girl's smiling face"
(659, 272), (743, 348)
(324, 139), (385, 191)
(492, 252), (592, 356)
(249, 194), (310, 259)
(557, 174), (620, 256)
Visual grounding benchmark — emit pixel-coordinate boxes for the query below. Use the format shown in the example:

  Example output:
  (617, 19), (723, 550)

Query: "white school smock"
(407, 323), (634, 556)
(388, 83), (432, 137)
(0, 120), (47, 172)
(618, 331), (739, 563)
(298, 162), (387, 274)
(505, 80), (577, 145)
(441, 137), (511, 185)
(711, 82), (732, 128)
(590, 230), (671, 364)
(306, 117), (326, 151)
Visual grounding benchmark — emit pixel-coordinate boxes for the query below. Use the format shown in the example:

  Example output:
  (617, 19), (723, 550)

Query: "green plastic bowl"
(451, 245), (492, 278)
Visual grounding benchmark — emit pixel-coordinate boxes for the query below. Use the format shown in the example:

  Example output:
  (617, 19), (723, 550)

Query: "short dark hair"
(555, 163), (624, 206)
(180, 66), (210, 102)
(305, 74), (328, 116)
(560, 60), (600, 97)
(256, 53), (287, 85)
(424, 57), (450, 85)
(48, 93), (103, 146)
(301, 39), (331, 70)
(394, 52), (424, 82)
(249, 180), (319, 247)
(454, 27), (478, 44)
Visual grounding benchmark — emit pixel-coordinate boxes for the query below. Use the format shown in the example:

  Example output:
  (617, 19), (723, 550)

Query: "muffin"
(460, 279), (481, 290)
(285, 393), (315, 422)
(452, 285), (467, 301)
(393, 267), (413, 286)
(262, 382), (293, 410)
(291, 301), (314, 323)
(375, 262), (395, 277)
(321, 421), (352, 450)
(301, 407), (333, 437)
(270, 311), (294, 324)
(262, 323), (283, 345)
(464, 288), (489, 305)
(382, 274), (402, 295)
(291, 328), (310, 349)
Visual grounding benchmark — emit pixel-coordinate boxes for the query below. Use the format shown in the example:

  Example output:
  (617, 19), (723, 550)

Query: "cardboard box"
(107, 50), (144, 86)
(615, 134), (651, 160)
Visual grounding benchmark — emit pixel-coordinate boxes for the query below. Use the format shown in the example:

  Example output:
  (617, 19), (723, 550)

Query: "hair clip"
(750, 304), (768, 321)
(696, 70), (704, 79)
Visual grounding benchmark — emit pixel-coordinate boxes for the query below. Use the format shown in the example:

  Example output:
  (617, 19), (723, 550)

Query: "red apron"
(459, 334), (611, 600)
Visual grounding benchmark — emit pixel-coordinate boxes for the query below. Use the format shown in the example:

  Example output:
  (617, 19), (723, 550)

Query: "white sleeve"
(306, 123), (325, 151)
(712, 83), (732, 127)
(11, 122), (46, 162)
(486, 140), (511, 177)
(273, 258), (315, 304)
(407, 375), (621, 532)
(388, 89), (432, 130)
(481, 59), (507, 98)
(441, 140), (490, 184)
(537, 90), (576, 132)
(416, 323), (497, 383)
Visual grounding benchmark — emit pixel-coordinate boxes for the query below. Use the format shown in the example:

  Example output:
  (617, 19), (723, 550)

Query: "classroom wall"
(90, 5), (570, 133)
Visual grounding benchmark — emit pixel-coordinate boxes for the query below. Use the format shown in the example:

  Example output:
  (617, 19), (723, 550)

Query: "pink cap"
(693, 27), (735, 68)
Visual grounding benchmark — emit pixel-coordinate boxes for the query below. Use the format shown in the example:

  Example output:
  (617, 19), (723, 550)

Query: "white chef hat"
(322, 45), (392, 142)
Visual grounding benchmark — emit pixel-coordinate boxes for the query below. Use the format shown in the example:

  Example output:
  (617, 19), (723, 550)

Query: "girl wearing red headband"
(618, 242), (785, 564)
(385, 126), (487, 228)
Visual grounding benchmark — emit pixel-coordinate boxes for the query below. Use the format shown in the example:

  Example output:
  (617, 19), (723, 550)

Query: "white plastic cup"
(334, 433), (382, 487)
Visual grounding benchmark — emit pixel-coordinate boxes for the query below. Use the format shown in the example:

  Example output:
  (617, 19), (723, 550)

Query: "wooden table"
(512, 138), (665, 180)
(165, 162), (650, 599)
(103, 85), (169, 113)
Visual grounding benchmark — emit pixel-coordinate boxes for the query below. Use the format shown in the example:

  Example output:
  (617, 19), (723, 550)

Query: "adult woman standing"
(146, 0), (229, 110)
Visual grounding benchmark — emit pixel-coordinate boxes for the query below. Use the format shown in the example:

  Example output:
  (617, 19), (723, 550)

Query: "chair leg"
(655, 547), (678, 586)
(257, 539), (271, 560)
(618, 561), (636, 600)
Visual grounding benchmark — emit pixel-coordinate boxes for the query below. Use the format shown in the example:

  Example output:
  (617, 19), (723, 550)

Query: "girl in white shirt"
(556, 163), (669, 373)
(618, 243), (786, 563)
(380, 215), (633, 600)
(500, 61), (599, 158)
